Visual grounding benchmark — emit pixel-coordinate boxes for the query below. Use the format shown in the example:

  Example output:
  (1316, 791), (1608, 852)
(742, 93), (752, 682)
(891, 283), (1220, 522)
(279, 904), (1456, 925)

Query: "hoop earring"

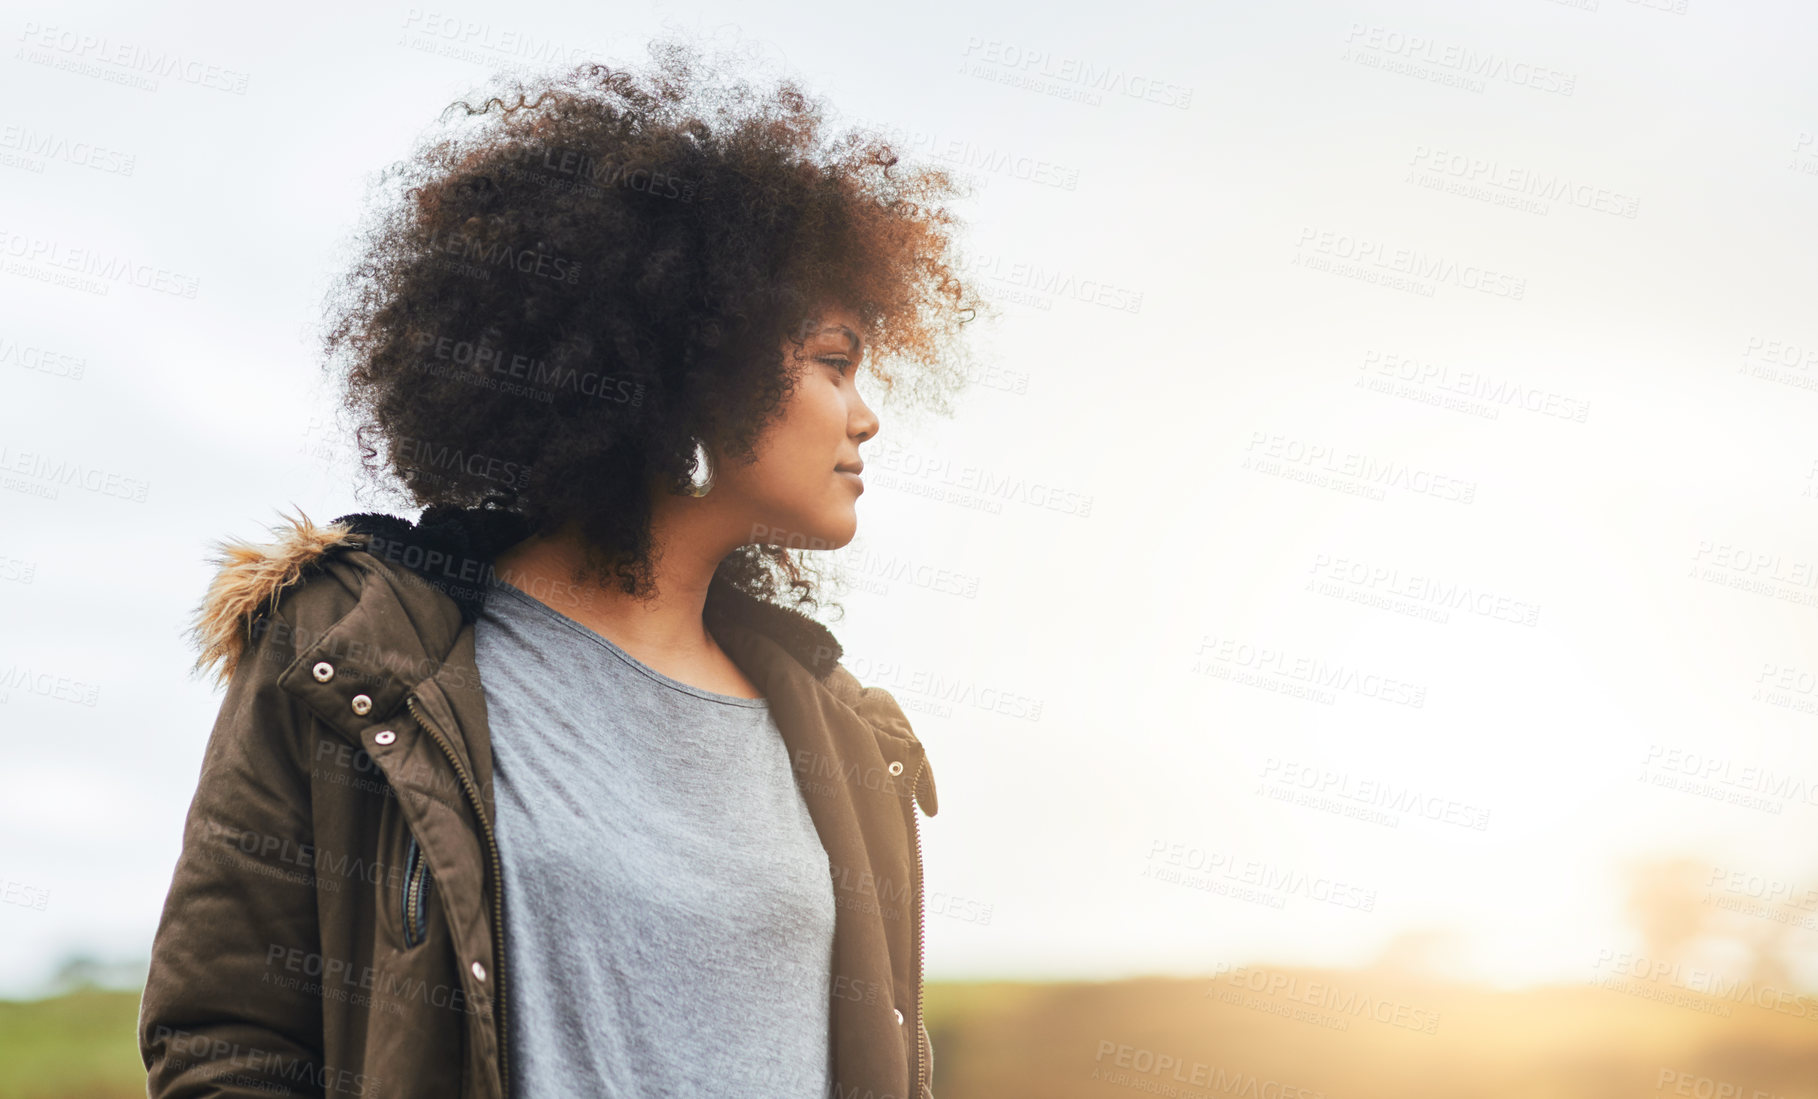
(678, 436), (714, 497)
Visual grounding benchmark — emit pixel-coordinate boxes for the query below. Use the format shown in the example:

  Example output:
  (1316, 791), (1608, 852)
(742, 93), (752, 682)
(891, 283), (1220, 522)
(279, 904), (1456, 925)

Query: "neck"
(331, 500), (847, 679)
(491, 492), (745, 664)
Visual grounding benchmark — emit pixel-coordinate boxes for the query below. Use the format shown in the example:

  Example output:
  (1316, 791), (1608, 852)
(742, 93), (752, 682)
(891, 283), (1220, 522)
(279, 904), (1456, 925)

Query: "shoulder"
(824, 660), (940, 817)
(820, 660), (868, 708)
(823, 661), (919, 740)
(187, 508), (385, 689)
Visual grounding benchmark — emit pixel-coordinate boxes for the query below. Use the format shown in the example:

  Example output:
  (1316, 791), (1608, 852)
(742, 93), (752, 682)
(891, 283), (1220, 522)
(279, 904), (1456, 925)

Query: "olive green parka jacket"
(137, 505), (940, 1099)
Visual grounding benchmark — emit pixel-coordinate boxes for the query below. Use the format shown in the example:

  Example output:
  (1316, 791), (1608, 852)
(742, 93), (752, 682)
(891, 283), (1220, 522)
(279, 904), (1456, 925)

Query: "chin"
(757, 506), (858, 551)
(820, 514), (859, 549)
(810, 508), (860, 550)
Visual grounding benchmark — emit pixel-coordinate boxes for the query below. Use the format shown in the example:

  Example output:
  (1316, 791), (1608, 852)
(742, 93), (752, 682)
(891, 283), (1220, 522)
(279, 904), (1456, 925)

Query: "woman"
(138, 39), (985, 1099)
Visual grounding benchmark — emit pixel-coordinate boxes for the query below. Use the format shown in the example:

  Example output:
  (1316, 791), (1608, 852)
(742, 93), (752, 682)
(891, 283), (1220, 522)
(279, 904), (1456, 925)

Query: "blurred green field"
(922, 969), (1818, 1099)
(7, 971), (1816, 1098)
(0, 988), (146, 1099)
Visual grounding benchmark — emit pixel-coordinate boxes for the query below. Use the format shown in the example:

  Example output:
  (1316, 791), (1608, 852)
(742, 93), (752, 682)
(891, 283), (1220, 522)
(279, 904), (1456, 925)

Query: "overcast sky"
(4, 0), (1818, 998)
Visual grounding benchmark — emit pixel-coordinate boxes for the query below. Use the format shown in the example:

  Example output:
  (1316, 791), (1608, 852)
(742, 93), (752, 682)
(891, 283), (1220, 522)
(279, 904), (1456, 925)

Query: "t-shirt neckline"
(486, 579), (770, 708)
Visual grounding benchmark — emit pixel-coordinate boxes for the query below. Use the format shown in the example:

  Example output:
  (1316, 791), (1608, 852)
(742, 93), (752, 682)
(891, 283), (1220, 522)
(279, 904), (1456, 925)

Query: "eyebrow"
(819, 323), (864, 356)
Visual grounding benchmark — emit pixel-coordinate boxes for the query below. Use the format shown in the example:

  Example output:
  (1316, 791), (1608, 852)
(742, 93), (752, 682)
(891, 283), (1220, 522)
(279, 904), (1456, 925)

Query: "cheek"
(746, 408), (835, 492)
(778, 386), (849, 457)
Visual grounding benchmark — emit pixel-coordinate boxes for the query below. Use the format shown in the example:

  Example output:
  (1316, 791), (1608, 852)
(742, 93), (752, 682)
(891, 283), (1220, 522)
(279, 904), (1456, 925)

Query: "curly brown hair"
(319, 35), (989, 615)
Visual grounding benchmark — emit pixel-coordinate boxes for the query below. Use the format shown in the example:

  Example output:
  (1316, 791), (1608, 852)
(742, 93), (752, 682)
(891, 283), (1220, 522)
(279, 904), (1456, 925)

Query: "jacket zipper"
(406, 692), (510, 1098)
(908, 755), (928, 1099)
(412, 853), (432, 945)
(402, 835), (428, 948)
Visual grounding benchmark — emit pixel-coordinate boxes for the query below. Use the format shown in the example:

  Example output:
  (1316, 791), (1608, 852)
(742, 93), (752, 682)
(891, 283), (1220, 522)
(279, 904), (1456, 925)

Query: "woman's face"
(719, 302), (880, 551)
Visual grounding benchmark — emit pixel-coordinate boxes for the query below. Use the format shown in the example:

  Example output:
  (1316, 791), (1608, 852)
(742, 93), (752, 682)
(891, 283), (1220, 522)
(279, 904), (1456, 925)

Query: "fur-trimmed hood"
(188, 508), (372, 689)
(188, 504), (847, 691)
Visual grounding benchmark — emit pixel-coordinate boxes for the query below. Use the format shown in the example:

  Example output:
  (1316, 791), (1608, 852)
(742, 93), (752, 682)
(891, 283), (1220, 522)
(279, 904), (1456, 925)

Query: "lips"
(835, 462), (864, 475)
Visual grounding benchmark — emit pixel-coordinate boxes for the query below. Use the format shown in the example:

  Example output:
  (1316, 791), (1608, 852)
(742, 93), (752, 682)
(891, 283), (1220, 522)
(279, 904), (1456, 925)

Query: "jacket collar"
(190, 504), (847, 688)
(330, 504), (851, 678)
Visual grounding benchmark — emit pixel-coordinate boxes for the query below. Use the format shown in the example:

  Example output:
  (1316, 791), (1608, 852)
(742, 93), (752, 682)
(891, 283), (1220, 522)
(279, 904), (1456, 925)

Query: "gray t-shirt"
(474, 579), (837, 1098)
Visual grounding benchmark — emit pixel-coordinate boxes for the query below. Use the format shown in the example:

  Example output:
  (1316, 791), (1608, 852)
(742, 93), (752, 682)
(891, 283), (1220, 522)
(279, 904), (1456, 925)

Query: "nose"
(851, 389), (880, 444)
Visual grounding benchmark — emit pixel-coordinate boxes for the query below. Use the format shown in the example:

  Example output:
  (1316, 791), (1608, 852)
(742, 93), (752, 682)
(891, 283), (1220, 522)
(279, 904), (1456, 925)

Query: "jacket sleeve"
(139, 610), (329, 1097)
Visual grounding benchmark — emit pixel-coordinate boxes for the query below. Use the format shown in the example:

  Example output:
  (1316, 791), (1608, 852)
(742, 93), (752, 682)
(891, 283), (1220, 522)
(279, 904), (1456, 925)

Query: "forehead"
(803, 304), (866, 351)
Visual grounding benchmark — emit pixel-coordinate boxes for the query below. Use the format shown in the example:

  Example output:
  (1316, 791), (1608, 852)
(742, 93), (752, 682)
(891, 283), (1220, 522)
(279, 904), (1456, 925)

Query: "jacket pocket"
(401, 832), (433, 949)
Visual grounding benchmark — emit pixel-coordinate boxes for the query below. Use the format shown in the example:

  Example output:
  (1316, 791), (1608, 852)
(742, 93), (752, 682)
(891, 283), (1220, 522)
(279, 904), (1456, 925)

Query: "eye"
(818, 355), (853, 376)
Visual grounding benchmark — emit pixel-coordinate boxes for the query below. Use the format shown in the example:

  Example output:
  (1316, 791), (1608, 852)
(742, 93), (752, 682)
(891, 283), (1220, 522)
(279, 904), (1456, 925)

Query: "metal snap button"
(887, 761), (905, 776)
(471, 961), (487, 981)
(374, 730), (396, 746)
(351, 694), (373, 715)
(894, 1007), (905, 1025)
(312, 662), (334, 683)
